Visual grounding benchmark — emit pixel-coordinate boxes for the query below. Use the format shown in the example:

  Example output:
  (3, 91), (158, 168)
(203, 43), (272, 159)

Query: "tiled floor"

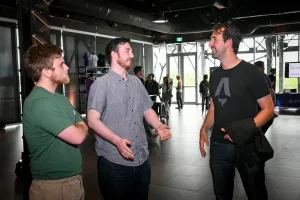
(1, 105), (300, 200)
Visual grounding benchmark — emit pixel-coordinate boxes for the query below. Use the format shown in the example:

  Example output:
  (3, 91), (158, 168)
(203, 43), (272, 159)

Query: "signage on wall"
(176, 37), (183, 42)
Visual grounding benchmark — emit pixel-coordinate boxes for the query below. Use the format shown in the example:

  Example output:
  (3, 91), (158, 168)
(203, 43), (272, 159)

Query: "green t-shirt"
(23, 86), (83, 180)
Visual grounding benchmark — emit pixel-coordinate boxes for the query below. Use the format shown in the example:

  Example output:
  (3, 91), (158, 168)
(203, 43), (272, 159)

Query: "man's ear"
(111, 51), (118, 60)
(225, 38), (233, 49)
(41, 68), (52, 78)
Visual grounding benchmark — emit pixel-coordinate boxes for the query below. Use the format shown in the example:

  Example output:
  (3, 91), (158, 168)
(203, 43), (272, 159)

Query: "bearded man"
(23, 44), (88, 200)
(87, 37), (172, 200)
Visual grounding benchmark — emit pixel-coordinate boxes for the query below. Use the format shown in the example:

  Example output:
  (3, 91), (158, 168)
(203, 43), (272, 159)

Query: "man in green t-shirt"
(23, 44), (89, 200)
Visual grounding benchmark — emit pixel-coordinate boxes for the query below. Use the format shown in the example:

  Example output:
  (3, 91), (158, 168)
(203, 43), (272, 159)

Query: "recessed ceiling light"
(213, 2), (226, 9)
(153, 19), (169, 23)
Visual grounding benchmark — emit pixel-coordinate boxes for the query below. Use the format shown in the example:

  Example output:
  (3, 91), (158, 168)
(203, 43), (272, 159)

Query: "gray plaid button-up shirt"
(88, 71), (153, 166)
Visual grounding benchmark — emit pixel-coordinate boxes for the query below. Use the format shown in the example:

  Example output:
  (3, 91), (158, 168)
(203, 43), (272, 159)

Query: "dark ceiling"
(1, 0), (300, 43)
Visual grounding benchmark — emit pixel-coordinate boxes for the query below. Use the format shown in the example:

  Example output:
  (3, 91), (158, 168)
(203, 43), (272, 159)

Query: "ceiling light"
(213, 0), (227, 9)
(153, 19), (168, 23)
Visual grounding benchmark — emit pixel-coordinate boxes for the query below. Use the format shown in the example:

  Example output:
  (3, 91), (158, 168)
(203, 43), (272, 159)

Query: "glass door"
(168, 55), (180, 103)
(167, 53), (197, 104)
(182, 54), (197, 103)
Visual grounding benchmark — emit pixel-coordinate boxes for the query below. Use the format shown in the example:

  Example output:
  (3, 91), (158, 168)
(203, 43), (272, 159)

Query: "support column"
(200, 42), (206, 76)
(278, 36), (284, 92)
(253, 37), (256, 63)
(265, 36), (274, 74)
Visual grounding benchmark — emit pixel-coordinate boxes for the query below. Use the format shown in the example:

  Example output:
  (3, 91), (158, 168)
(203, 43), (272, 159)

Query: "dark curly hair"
(212, 23), (242, 54)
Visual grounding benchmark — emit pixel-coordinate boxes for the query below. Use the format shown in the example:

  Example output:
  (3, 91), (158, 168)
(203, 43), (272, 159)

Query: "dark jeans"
(97, 157), (151, 200)
(201, 94), (209, 111)
(176, 92), (183, 108)
(210, 141), (268, 200)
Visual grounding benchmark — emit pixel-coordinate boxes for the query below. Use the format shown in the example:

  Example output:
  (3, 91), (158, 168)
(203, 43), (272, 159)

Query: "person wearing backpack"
(199, 74), (210, 111)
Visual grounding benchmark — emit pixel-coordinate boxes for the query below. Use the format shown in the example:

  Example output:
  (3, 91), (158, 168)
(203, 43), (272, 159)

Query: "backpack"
(199, 81), (209, 96)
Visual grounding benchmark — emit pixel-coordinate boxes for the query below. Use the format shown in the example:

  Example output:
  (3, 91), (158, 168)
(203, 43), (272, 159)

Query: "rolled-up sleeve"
(88, 79), (107, 114)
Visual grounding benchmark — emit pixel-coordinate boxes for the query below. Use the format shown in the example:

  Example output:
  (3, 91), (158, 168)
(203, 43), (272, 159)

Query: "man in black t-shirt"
(134, 66), (153, 137)
(199, 23), (274, 200)
(134, 66), (145, 85)
(268, 68), (276, 91)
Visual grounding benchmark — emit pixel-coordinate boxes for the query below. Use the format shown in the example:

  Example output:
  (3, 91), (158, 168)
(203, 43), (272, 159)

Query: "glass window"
(166, 44), (178, 54)
(239, 38), (254, 52)
(205, 41), (212, 53)
(182, 42), (196, 53)
(183, 55), (196, 102)
(204, 41), (220, 73)
(237, 53), (254, 63)
(284, 34), (298, 47)
(255, 37), (266, 51)
(153, 45), (167, 84)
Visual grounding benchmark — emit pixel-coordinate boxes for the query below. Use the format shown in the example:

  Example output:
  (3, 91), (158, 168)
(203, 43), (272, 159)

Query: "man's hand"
(116, 138), (134, 159)
(221, 128), (233, 142)
(156, 124), (172, 141)
(199, 129), (209, 157)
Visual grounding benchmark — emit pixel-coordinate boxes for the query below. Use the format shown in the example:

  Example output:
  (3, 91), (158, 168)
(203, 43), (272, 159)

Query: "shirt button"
(129, 97), (131, 99)
(132, 109), (133, 111)
(134, 122), (136, 124)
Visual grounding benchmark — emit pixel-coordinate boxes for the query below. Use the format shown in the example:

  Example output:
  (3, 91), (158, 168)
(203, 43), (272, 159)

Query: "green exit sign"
(176, 37), (183, 42)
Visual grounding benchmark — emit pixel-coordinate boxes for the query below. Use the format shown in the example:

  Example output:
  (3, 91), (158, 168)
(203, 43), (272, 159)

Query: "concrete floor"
(1, 105), (300, 200)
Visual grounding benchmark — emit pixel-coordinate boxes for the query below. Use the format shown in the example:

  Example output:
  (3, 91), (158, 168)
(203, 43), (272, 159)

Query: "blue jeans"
(97, 157), (151, 200)
(210, 141), (268, 200)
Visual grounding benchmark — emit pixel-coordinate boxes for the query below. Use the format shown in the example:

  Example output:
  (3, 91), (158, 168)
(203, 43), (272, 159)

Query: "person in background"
(166, 73), (173, 106)
(134, 66), (153, 137)
(159, 77), (172, 118)
(254, 60), (276, 133)
(175, 75), (183, 109)
(199, 74), (210, 111)
(85, 73), (94, 97)
(145, 73), (159, 102)
(268, 68), (276, 91)
(87, 37), (172, 200)
(199, 23), (274, 200)
(134, 65), (144, 84)
(85, 73), (95, 114)
(23, 44), (88, 200)
(145, 73), (160, 116)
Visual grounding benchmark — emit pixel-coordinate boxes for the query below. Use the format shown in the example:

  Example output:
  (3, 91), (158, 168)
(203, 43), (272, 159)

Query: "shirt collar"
(109, 70), (129, 82)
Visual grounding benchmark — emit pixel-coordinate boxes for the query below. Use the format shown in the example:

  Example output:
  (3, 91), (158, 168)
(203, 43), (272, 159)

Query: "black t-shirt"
(268, 74), (276, 90)
(209, 60), (270, 142)
(145, 80), (159, 95)
(257, 73), (272, 112)
(264, 74), (272, 89)
(138, 77), (145, 85)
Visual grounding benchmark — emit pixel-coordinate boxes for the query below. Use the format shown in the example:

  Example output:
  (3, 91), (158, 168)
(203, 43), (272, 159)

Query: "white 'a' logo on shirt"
(214, 77), (231, 106)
